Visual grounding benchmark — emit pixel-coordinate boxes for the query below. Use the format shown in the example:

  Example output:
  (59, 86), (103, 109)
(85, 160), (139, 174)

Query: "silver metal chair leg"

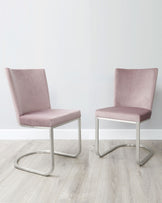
(14, 118), (81, 176)
(14, 127), (54, 176)
(136, 122), (153, 166)
(54, 118), (81, 157)
(95, 118), (99, 156)
(95, 117), (153, 166)
(136, 122), (140, 164)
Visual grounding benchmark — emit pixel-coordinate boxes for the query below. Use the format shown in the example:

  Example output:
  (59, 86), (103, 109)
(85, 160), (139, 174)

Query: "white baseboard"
(0, 129), (162, 140)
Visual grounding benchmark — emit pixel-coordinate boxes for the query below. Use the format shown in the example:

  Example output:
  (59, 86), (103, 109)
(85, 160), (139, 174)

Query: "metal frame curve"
(15, 118), (81, 176)
(95, 117), (153, 166)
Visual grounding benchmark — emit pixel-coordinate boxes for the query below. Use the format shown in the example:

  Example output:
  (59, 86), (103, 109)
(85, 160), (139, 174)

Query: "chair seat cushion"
(20, 109), (81, 127)
(96, 106), (151, 122)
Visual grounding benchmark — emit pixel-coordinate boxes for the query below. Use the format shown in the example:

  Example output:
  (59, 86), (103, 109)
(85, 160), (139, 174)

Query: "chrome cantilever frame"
(15, 118), (81, 176)
(95, 117), (153, 166)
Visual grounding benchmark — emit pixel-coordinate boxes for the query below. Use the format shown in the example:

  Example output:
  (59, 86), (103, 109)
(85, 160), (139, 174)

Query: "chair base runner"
(14, 118), (81, 176)
(97, 144), (153, 166)
(95, 117), (153, 166)
(14, 150), (81, 176)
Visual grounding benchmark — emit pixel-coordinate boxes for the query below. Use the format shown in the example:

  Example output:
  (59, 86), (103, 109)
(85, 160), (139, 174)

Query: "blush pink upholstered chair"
(95, 68), (158, 166)
(6, 68), (81, 176)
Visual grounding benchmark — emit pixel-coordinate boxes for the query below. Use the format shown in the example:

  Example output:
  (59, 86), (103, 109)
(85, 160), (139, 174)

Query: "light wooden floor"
(0, 140), (161, 203)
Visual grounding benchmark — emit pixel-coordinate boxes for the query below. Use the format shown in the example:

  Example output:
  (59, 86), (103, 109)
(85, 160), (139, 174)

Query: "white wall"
(0, 0), (162, 129)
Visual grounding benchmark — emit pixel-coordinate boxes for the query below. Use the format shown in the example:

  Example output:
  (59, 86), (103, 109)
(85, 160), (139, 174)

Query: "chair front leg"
(136, 122), (140, 165)
(95, 117), (100, 156)
(54, 118), (81, 158)
(95, 117), (126, 157)
(136, 122), (153, 166)
(14, 127), (55, 176)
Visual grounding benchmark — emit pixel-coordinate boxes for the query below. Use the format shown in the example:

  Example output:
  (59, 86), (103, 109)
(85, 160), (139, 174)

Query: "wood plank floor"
(0, 140), (161, 203)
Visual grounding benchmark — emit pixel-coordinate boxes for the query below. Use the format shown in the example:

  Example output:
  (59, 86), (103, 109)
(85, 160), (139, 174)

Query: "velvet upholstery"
(115, 68), (158, 110)
(6, 68), (81, 127)
(6, 68), (51, 116)
(20, 109), (81, 127)
(96, 68), (158, 122)
(96, 106), (151, 122)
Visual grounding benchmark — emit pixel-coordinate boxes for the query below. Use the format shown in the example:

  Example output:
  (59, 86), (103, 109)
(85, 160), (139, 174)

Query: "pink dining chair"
(6, 68), (81, 176)
(95, 68), (158, 166)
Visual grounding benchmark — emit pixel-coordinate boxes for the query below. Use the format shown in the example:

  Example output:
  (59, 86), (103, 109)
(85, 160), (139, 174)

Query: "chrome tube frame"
(95, 117), (153, 166)
(15, 118), (81, 176)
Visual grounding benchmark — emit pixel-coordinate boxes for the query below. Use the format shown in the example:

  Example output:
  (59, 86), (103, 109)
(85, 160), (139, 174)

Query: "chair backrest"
(6, 68), (51, 116)
(114, 68), (158, 110)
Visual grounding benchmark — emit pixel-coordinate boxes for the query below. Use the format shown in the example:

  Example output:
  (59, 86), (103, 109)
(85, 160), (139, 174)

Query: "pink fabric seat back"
(114, 68), (158, 110)
(6, 68), (51, 116)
